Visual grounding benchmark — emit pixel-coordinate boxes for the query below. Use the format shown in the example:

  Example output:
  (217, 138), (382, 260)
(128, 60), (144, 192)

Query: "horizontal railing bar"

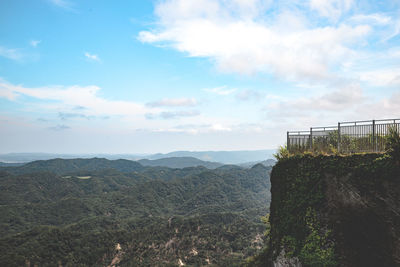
(374, 118), (400, 122)
(288, 131), (310, 134)
(311, 128), (338, 130)
(311, 126), (338, 130)
(340, 125), (373, 127)
(340, 121), (373, 126)
(339, 119), (400, 125)
(375, 119), (400, 124)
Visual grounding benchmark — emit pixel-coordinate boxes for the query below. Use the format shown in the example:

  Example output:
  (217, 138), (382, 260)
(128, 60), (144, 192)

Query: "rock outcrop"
(265, 154), (400, 267)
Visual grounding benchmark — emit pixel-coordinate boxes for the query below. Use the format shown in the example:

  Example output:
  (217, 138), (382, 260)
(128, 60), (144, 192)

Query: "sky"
(0, 0), (399, 154)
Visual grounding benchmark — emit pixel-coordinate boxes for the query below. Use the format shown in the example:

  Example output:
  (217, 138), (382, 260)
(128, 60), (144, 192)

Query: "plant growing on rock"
(385, 126), (400, 161)
(274, 145), (290, 160)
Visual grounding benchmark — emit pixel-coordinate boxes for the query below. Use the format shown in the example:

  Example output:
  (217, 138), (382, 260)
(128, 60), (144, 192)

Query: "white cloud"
(236, 89), (263, 101)
(0, 46), (23, 61)
(264, 84), (400, 130)
(30, 40), (41, 47)
(146, 110), (200, 120)
(58, 112), (96, 120)
(210, 123), (232, 132)
(154, 123), (232, 134)
(0, 79), (19, 100)
(0, 87), (18, 100)
(153, 0), (272, 23)
(0, 79), (147, 117)
(349, 13), (392, 25)
(204, 86), (236, 95)
(310, 0), (354, 21)
(48, 124), (70, 131)
(359, 68), (400, 87)
(48, 0), (74, 10)
(84, 52), (101, 62)
(267, 84), (364, 116)
(377, 92), (400, 115)
(349, 91), (400, 120)
(348, 13), (399, 42)
(139, 0), (371, 83)
(0, 79), (249, 138)
(384, 18), (400, 41)
(146, 97), (197, 107)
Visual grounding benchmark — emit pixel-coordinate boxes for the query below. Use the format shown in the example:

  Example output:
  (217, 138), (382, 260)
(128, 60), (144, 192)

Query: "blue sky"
(0, 0), (399, 153)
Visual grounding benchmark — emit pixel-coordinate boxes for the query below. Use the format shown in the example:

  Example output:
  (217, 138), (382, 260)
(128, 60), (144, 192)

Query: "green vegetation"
(273, 145), (289, 160)
(298, 208), (336, 267)
(0, 162), (24, 167)
(386, 126), (400, 160)
(267, 154), (329, 265)
(138, 156), (223, 169)
(2, 158), (143, 175)
(0, 159), (271, 266)
(311, 131), (338, 154)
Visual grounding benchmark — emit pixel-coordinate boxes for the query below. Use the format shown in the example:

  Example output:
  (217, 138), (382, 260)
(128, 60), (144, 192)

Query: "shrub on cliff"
(273, 145), (289, 160)
(386, 126), (400, 160)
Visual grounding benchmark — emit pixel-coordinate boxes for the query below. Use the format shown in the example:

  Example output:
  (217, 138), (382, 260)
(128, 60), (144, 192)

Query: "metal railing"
(287, 119), (400, 154)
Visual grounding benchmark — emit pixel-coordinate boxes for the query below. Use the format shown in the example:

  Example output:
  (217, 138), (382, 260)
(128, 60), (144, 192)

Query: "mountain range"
(138, 156), (224, 169)
(0, 157), (271, 266)
(148, 150), (275, 164)
(0, 149), (275, 164)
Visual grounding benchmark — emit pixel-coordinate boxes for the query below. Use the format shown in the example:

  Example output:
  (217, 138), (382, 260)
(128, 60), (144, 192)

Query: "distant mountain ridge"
(138, 156), (223, 169)
(0, 156), (275, 174)
(0, 149), (275, 164)
(1, 158), (143, 175)
(0, 162), (24, 167)
(0, 153), (147, 163)
(148, 149), (275, 164)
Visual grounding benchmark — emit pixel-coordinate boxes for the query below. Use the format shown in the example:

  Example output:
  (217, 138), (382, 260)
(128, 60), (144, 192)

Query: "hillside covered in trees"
(0, 158), (271, 266)
(137, 157), (224, 169)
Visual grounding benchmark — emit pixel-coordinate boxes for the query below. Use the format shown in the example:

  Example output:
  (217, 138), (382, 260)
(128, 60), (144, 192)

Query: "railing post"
(337, 122), (341, 153)
(287, 131), (290, 152)
(309, 127), (313, 151)
(372, 120), (376, 152)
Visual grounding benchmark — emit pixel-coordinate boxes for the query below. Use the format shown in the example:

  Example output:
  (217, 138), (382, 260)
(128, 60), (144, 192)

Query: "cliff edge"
(256, 153), (400, 267)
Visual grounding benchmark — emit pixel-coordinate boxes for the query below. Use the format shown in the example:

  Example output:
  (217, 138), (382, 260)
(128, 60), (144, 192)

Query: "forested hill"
(1, 157), (144, 175)
(149, 150), (274, 164)
(0, 162), (24, 167)
(138, 156), (223, 169)
(0, 158), (271, 266)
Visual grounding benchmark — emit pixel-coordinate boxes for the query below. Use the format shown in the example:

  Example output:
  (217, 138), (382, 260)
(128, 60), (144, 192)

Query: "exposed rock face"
(325, 169), (400, 266)
(267, 154), (400, 267)
(273, 249), (302, 267)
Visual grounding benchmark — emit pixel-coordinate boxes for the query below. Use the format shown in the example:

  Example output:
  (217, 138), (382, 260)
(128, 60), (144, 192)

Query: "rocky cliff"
(259, 153), (400, 267)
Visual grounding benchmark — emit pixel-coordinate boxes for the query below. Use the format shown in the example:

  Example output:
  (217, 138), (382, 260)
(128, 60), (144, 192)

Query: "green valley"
(0, 158), (271, 266)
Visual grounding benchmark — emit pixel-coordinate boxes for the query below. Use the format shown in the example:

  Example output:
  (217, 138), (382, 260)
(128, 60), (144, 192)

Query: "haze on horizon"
(1, 0), (399, 154)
